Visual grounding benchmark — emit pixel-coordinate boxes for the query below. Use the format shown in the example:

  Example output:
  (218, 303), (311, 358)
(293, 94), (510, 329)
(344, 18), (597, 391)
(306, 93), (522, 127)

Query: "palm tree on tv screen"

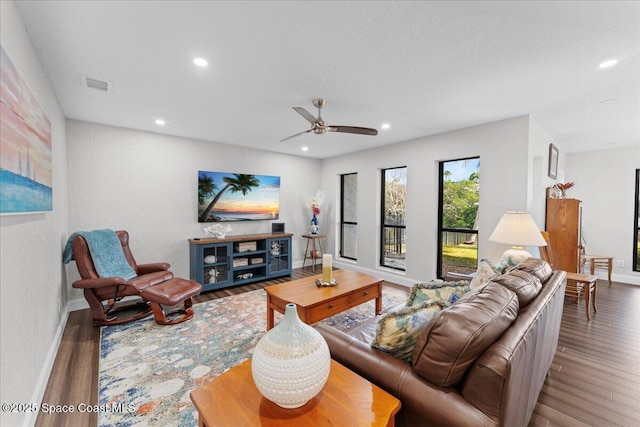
(198, 175), (217, 206)
(199, 174), (260, 222)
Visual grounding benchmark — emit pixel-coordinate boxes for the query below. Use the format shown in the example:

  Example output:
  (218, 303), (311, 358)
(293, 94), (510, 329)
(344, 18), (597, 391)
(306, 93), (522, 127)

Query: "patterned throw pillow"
(469, 258), (506, 289)
(406, 280), (471, 307)
(371, 301), (442, 361)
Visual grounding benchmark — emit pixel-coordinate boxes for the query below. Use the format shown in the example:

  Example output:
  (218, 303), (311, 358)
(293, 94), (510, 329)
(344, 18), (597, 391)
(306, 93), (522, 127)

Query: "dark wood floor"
(35, 269), (640, 426)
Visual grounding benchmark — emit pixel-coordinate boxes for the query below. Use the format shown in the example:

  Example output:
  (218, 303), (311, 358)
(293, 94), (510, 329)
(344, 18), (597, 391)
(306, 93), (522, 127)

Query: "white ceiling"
(14, 1), (640, 159)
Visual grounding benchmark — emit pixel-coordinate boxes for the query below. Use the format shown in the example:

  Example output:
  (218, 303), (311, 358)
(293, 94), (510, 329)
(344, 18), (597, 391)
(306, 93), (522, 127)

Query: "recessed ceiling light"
(301, 146), (309, 152)
(155, 119), (166, 126)
(598, 59), (618, 69)
(381, 123), (391, 130)
(193, 57), (208, 67)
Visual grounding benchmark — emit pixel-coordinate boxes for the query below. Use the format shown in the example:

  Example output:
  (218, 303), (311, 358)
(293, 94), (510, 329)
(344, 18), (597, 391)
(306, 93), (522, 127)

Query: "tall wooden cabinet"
(545, 198), (582, 273)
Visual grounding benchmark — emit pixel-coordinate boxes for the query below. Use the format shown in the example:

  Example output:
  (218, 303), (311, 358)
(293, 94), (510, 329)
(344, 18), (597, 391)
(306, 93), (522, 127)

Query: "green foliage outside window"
(442, 172), (479, 229)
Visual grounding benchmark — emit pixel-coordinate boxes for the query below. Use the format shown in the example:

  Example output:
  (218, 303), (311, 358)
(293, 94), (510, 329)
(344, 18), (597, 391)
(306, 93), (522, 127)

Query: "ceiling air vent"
(81, 75), (112, 93)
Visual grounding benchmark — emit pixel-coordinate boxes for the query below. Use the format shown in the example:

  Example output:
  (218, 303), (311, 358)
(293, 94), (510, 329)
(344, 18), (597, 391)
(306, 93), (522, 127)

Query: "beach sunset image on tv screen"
(198, 171), (280, 222)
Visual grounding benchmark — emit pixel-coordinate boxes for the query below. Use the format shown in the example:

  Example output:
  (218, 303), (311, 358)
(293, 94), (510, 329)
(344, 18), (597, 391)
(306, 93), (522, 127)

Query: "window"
(340, 173), (357, 260)
(381, 167), (407, 270)
(634, 169), (640, 271)
(438, 157), (480, 278)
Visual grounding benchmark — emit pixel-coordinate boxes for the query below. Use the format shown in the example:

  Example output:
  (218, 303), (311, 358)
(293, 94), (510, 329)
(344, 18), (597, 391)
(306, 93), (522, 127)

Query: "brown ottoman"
(140, 278), (202, 325)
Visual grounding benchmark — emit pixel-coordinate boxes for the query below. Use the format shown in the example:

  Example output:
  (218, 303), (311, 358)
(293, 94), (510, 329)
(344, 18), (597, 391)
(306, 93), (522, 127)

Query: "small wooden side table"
(190, 358), (401, 427)
(581, 255), (613, 285)
(302, 234), (326, 272)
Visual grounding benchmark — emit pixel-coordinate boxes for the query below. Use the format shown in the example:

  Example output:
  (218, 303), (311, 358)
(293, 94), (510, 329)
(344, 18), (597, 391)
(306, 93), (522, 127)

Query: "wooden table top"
(265, 269), (382, 308)
(301, 234), (327, 239)
(190, 358), (401, 427)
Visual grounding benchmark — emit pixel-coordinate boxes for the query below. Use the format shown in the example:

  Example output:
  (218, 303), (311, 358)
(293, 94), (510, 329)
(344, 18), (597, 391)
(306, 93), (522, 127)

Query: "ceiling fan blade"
(328, 126), (378, 136)
(293, 107), (317, 125)
(280, 129), (312, 142)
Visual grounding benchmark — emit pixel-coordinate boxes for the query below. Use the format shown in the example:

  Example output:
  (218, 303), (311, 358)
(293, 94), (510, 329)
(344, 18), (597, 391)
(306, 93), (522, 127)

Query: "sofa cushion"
(372, 300), (442, 361)
(411, 282), (519, 387)
(510, 257), (553, 283)
(406, 280), (470, 307)
(492, 269), (542, 308)
(469, 259), (499, 289)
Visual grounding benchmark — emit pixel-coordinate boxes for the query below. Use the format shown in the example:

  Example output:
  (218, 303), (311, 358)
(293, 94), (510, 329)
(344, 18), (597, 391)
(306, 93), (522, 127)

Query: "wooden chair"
(540, 231), (598, 320)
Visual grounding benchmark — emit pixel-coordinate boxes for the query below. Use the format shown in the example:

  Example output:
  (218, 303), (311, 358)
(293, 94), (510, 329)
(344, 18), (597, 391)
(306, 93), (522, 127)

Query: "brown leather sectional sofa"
(316, 258), (566, 427)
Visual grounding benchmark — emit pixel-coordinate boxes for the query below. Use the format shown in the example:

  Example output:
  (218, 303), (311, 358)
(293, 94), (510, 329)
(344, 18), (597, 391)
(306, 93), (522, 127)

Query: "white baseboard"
(23, 308), (69, 427)
(610, 272), (640, 286)
(333, 259), (415, 287)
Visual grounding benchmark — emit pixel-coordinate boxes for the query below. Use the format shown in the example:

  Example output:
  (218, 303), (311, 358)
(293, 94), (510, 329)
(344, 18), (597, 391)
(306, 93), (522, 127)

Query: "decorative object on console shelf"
(235, 241), (257, 252)
(233, 257), (249, 267)
(251, 303), (331, 408)
(489, 211), (547, 267)
(271, 222), (285, 233)
(548, 143), (559, 179)
(203, 224), (232, 238)
(207, 269), (219, 284)
(270, 240), (280, 255)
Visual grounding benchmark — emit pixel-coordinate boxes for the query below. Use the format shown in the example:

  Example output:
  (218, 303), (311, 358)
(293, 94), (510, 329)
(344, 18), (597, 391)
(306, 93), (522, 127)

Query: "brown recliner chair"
(71, 230), (202, 326)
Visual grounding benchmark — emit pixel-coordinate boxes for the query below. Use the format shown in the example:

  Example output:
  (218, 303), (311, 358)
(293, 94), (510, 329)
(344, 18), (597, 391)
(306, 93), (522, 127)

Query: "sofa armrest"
(137, 262), (171, 274)
(315, 324), (494, 427)
(72, 277), (126, 289)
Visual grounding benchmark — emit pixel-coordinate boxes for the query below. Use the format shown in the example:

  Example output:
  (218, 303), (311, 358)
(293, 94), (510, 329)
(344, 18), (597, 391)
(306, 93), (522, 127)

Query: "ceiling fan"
(281, 99), (378, 142)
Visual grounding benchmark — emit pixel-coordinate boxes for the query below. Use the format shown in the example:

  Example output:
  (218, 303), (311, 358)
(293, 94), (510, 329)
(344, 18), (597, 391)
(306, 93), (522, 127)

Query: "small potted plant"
(553, 182), (575, 198)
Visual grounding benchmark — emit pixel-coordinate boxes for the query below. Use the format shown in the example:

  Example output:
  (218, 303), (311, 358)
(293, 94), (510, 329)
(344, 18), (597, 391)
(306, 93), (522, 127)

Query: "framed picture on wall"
(0, 44), (53, 214)
(548, 143), (559, 179)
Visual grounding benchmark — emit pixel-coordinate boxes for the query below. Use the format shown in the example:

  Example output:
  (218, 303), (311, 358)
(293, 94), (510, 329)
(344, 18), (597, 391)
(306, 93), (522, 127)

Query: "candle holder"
(322, 254), (333, 283)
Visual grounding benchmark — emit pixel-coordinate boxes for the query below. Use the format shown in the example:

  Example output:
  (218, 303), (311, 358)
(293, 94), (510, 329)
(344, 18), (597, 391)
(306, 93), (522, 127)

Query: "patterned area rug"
(99, 288), (406, 426)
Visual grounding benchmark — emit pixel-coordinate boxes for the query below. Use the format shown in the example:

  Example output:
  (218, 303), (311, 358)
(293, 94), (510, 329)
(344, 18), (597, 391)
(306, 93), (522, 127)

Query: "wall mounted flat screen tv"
(198, 171), (280, 222)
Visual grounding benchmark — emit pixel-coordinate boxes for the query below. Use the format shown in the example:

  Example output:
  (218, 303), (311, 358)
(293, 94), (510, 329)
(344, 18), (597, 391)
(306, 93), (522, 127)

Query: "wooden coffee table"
(190, 358), (401, 427)
(265, 269), (383, 330)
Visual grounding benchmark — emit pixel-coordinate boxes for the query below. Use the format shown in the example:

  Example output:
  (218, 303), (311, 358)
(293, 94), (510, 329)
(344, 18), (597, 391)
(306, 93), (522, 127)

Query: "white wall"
(65, 120), (322, 305)
(319, 116), (539, 286)
(565, 146), (640, 285)
(0, 2), (68, 426)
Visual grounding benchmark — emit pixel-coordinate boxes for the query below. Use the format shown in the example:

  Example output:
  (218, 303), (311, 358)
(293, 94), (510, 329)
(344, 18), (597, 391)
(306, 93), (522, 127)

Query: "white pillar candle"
(322, 254), (333, 283)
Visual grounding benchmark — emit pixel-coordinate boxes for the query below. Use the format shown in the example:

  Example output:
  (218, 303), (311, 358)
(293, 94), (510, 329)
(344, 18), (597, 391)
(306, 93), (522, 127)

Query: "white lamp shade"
(489, 211), (547, 247)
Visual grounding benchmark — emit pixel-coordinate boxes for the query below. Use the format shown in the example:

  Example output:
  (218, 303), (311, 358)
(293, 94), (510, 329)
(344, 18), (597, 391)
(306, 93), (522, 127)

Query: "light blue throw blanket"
(63, 229), (137, 280)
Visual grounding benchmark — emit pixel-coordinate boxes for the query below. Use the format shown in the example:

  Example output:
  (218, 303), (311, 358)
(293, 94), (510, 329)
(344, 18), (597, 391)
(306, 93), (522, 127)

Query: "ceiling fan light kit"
(281, 99), (378, 142)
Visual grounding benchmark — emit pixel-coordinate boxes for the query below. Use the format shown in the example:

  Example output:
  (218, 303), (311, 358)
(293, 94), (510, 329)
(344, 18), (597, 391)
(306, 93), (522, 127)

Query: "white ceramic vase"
(251, 303), (331, 408)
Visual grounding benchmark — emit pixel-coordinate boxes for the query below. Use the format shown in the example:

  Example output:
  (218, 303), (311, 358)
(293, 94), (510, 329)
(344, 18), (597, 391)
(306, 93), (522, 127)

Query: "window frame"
(340, 173), (358, 261)
(437, 156), (480, 278)
(380, 166), (407, 271)
(634, 169), (639, 272)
